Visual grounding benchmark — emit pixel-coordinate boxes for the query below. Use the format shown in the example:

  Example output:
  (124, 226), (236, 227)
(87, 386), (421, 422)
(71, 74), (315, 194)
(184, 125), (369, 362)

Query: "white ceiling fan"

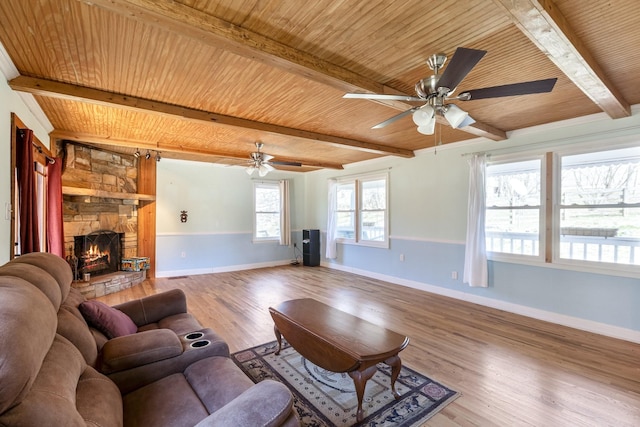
(245, 142), (302, 177)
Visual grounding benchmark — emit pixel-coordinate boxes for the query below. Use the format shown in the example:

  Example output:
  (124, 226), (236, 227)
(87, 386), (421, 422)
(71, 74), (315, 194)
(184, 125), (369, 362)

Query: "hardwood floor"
(98, 265), (640, 426)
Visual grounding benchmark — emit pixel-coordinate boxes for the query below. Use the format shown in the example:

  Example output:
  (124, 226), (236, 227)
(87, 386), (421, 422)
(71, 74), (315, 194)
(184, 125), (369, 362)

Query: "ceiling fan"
(245, 142), (302, 177)
(343, 47), (557, 135)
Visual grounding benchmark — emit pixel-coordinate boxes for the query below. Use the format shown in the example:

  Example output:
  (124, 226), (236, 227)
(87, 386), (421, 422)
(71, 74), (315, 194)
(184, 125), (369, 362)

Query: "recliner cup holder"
(184, 332), (204, 340)
(189, 340), (211, 349)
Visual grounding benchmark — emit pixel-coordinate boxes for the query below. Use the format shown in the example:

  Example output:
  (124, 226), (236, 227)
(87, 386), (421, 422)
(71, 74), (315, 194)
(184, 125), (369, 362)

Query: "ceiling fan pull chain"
(434, 122), (438, 155)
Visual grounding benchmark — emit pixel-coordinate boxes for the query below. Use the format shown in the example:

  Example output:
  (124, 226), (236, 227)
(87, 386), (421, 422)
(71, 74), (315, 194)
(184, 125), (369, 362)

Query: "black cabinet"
(302, 229), (320, 267)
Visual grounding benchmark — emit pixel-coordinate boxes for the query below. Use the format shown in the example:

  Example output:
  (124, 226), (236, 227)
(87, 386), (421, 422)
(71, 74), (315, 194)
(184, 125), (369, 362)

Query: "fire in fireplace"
(73, 231), (124, 278)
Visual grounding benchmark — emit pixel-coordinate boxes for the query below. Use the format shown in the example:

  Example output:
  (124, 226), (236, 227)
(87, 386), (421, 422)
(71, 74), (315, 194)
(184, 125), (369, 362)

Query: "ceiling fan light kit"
(343, 47), (557, 136)
(417, 123), (436, 135)
(412, 105), (435, 126)
(414, 105), (436, 135)
(443, 104), (469, 128)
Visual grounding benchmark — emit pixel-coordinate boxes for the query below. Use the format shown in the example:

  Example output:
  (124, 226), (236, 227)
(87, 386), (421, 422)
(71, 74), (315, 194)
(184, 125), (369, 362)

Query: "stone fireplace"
(58, 141), (146, 297)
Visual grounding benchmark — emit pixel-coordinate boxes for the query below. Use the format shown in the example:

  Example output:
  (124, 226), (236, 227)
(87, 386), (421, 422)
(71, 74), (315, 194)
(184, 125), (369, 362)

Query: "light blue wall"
(302, 110), (640, 340)
(0, 60), (52, 264)
(155, 159), (305, 276)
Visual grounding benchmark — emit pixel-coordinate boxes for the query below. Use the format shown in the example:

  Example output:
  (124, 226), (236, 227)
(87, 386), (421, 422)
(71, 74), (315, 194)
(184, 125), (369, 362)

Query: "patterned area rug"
(231, 340), (459, 426)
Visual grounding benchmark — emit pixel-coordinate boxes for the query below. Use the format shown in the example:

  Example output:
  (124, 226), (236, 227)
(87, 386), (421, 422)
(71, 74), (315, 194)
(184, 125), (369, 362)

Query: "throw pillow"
(79, 300), (138, 339)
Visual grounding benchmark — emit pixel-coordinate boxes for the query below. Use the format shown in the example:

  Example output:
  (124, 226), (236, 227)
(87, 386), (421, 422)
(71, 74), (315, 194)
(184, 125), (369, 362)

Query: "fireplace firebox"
(74, 231), (124, 278)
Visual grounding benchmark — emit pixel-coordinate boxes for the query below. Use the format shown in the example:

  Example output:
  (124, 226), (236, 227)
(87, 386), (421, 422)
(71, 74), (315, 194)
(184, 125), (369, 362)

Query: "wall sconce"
(180, 210), (188, 223)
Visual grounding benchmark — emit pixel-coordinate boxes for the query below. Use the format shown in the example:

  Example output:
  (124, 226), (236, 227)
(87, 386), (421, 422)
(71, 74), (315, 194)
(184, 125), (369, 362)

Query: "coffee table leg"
(385, 354), (402, 399)
(349, 365), (377, 422)
(274, 325), (282, 355)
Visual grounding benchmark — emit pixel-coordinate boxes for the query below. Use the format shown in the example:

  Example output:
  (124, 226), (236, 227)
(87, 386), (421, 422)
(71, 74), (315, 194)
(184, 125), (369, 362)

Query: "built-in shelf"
(62, 186), (156, 201)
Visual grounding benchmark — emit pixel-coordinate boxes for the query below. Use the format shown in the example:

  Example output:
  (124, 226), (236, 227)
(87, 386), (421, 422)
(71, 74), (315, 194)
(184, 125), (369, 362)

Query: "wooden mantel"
(62, 186), (156, 201)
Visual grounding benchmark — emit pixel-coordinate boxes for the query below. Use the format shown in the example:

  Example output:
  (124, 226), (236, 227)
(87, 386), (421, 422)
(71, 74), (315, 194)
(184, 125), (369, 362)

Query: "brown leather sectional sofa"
(0, 252), (298, 426)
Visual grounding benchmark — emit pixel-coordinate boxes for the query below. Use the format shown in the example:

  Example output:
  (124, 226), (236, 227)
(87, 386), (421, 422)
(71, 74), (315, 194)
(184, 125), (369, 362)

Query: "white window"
(484, 145), (640, 272)
(335, 173), (388, 248)
(336, 182), (356, 239)
(557, 147), (640, 267)
(253, 182), (281, 241)
(485, 157), (543, 258)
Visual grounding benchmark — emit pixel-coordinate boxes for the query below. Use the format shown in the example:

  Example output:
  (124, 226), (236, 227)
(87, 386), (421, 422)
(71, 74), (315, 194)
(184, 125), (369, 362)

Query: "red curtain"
(16, 129), (40, 254)
(47, 157), (64, 257)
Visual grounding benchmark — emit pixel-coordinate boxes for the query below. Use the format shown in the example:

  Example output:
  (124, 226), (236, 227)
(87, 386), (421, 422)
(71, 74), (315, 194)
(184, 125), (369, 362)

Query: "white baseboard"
(156, 260), (291, 278)
(323, 262), (640, 344)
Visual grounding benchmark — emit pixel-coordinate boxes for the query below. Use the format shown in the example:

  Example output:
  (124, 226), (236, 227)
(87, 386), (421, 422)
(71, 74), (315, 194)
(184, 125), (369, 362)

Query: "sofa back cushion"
(62, 287), (110, 349)
(11, 252), (72, 301)
(0, 276), (57, 413)
(57, 308), (99, 366)
(115, 288), (188, 326)
(0, 334), (123, 426)
(0, 263), (63, 308)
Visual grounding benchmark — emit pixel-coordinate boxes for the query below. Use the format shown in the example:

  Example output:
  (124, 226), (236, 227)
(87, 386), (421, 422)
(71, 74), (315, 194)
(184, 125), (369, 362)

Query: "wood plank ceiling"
(0, 0), (637, 171)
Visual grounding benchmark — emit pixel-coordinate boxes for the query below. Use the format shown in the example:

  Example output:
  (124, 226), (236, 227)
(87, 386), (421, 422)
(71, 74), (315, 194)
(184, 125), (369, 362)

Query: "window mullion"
(544, 152), (553, 263)
(355, 179), (361, 242)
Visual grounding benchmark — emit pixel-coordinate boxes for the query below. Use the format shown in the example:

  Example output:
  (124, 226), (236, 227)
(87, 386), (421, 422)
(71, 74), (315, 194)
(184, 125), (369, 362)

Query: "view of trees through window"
(485, 146), (640, 267)
(360, 179), (386, 242)
(335, 174), (388, 246)
(254, 184), (281, 239)
(559, 147), (640, 264)
(336, 182), (355, 239)
(485, 159), (541, 256)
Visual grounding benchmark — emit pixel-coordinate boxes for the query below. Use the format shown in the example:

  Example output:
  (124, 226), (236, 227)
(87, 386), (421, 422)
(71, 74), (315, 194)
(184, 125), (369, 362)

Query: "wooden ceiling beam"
(80, 0), (507, 141)
(11, 75), (411, 158)
(51, 130), (345, 170)
(493, 0), (630, 119)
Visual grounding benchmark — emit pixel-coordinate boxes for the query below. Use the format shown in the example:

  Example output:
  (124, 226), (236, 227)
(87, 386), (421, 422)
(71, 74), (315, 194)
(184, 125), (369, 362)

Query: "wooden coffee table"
(269, 298), (409, 422)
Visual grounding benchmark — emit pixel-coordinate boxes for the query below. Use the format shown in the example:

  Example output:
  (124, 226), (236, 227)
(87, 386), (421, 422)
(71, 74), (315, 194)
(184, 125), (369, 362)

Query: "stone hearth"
(72, 271), (145, 299)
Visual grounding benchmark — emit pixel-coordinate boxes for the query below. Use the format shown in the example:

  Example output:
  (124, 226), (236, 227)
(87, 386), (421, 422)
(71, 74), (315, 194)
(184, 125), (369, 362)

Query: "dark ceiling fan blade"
(269, 160), (303, 167)
(436, 47), (487, 93)
(343, 93), (423, 102)
(371, 107), (420, 129)
(459, 78), (558, 100)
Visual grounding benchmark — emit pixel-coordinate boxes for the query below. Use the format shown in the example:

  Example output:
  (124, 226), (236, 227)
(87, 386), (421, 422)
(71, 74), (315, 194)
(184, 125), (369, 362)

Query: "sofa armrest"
(101, 329), (182, 374)
(195, 380), (295, 427)
(114, 289), (187, 326)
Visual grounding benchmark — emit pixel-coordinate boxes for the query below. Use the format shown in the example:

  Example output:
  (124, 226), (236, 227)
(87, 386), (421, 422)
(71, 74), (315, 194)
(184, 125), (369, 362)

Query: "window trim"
(252, 180), (281, 243)
(335, 171), (389, 249)
(485, 154), (546, 264)
(551, 145), (640, 274)
(484, 143), (640, 276)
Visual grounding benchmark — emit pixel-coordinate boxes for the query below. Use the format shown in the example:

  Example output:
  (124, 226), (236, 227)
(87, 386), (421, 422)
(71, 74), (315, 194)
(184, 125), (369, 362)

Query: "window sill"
(337, 240), (389, 249)
(252, 238), (280, 244)
(488, 253), (639, 279)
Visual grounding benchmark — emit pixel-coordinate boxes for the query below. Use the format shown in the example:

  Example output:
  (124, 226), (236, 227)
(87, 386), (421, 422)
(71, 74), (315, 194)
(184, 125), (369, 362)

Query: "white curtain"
(279, 179), (291, 246)
(325, 179), (338, 259)
(463, 154), (488, 287)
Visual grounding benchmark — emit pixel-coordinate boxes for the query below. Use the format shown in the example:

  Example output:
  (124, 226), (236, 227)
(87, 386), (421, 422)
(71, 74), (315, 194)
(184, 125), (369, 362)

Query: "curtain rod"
(460, 151), (491, 158)
(18, 128), (56, 164)
(330, 167), (391, 180)
(33, 143), (56, 164)
(31, 140), (55, 164)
